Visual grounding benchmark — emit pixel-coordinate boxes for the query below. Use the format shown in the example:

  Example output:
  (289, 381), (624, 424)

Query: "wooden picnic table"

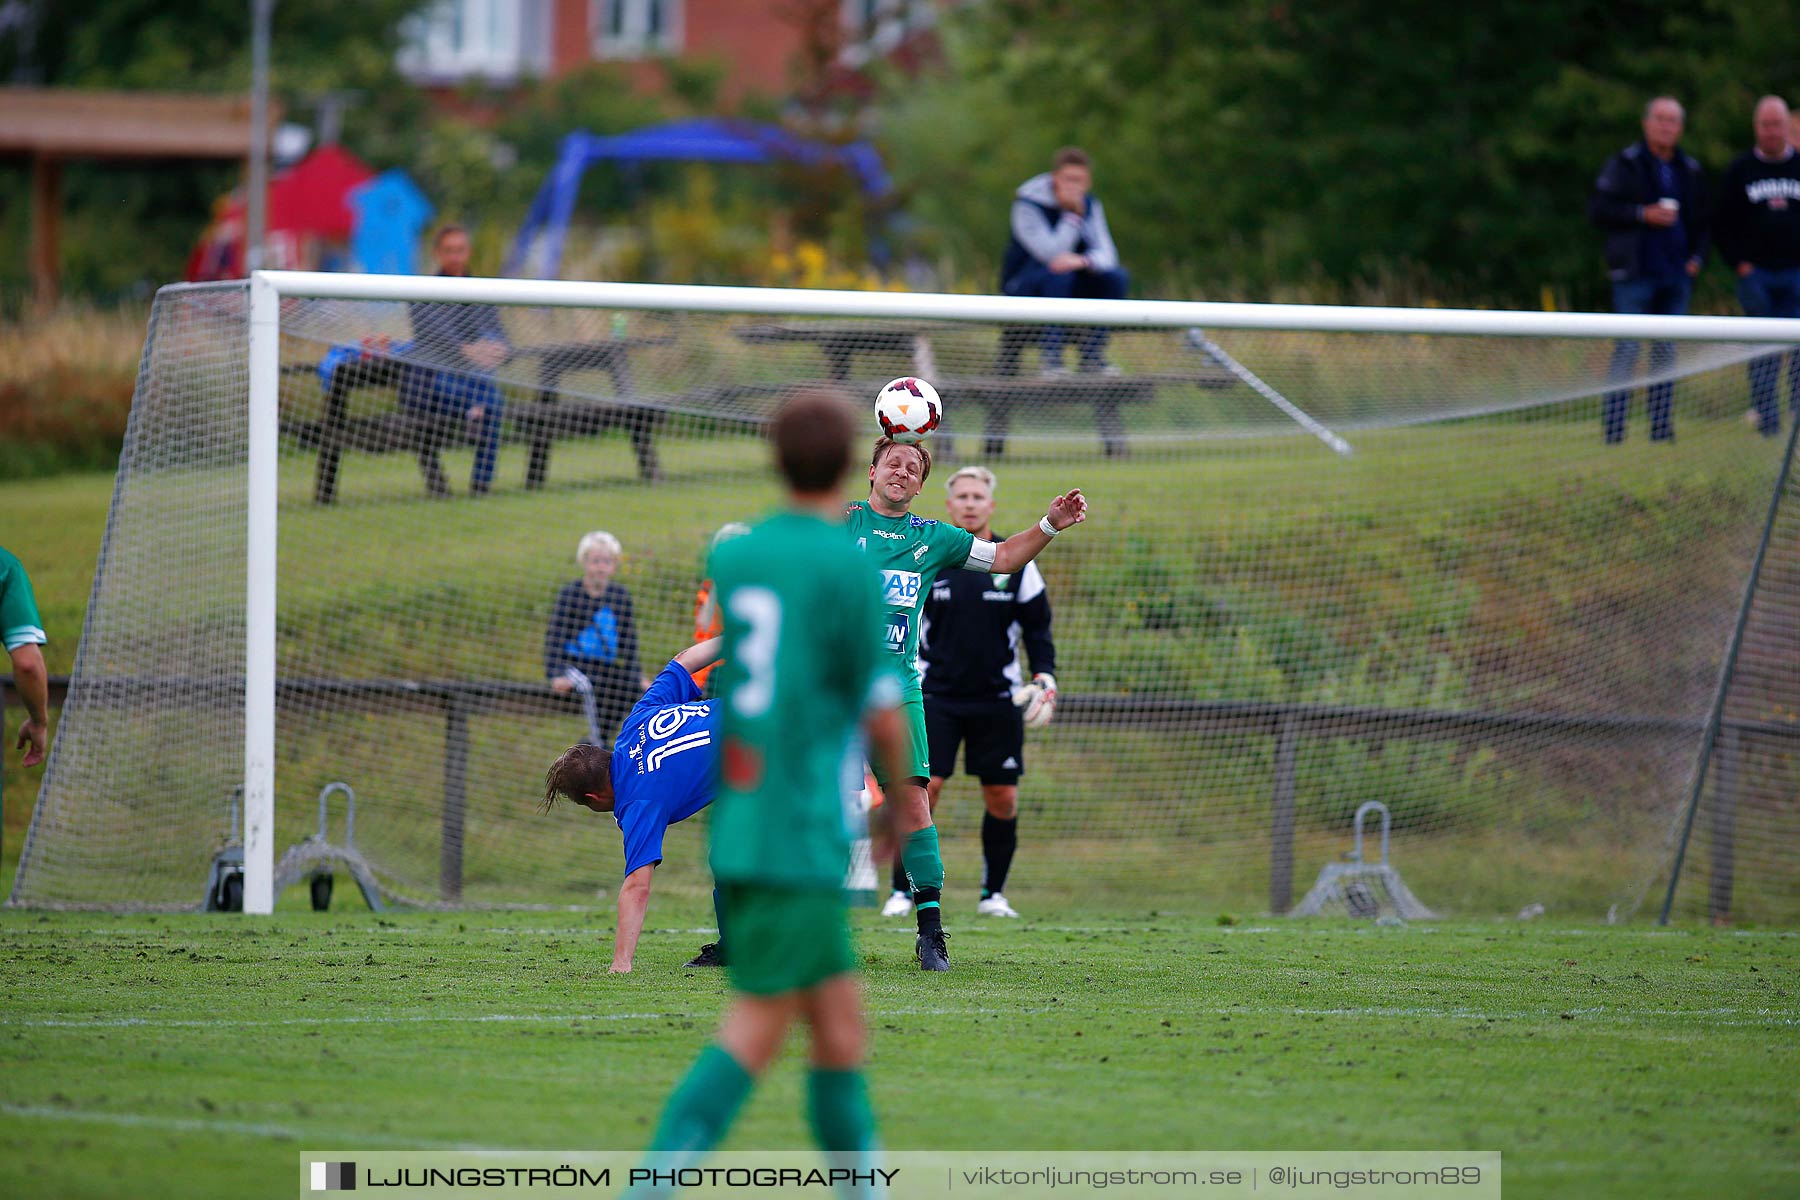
(515, 335), (673, 487)
(733, 321), (950, 382)
(297, 333), (674, 503)
(940, 373), (1156, 457)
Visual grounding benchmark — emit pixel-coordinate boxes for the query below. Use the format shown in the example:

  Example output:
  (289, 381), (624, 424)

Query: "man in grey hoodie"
(998, 146), (1129, 374)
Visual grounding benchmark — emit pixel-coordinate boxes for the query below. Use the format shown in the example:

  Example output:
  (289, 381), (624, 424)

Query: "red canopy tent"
(188, 144), (375, 280)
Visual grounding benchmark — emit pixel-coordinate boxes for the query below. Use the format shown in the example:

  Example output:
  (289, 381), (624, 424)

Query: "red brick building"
(397, 0), (946, 105)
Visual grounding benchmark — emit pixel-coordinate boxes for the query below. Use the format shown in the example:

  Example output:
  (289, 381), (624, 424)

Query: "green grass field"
(1, 906), (1794, 1199)
(0, 350), (1795, 1197)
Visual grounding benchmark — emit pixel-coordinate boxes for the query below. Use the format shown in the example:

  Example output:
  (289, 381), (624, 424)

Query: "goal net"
(11, 274), (1798, 923)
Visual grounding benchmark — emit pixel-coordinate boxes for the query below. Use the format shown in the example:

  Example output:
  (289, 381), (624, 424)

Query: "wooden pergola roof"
(0, 87), (274, 159)
(3, 88), (283, 304)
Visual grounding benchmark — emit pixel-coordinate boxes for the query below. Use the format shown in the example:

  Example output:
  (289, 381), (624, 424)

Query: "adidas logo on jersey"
(1001, 757), (1019, 769)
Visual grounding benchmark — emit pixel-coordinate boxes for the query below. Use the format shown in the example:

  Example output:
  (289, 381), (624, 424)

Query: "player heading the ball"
(845, 410), (1086, 970)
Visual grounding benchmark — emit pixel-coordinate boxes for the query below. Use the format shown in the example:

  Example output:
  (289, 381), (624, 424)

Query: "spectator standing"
(998, 146), (1129, 375)
(404, 225), (508, 494)
(1716, 95), (1800, 437)
(1589, 97), (1708, 443)
(546, 531), (647, 749)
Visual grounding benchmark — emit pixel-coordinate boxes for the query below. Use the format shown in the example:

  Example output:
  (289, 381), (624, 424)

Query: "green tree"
(880, 0), (1800, 306)
(0, 0), (427, 300)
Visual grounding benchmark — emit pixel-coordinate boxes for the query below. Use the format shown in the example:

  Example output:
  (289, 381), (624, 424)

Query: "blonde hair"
(576, 531), (623, 565)
(945, 465), (996, 494)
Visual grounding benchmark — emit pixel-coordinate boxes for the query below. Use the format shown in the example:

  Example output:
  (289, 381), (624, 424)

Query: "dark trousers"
(1604, 275), (1691, 444)
(403, 369), (505, 491)
(1000, 263), (1130, 369)
(1737, 266), (1800, 437)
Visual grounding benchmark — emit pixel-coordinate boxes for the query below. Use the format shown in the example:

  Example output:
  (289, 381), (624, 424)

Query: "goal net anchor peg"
(1292, 800), (1436, 920)
(203, 787), (246, 912)
(270, 781), (391, 912)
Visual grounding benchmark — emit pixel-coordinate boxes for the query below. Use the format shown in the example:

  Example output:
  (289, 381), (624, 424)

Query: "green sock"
(645, 1043), (754, 1156)
(901, 826), (945, 906)
(808, 1067), (880, 1198)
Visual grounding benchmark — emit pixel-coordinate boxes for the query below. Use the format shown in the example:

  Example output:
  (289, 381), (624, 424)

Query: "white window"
(593, 0), (682, 59)
(398, 0), (550, 84)
(838, 0), (937, 69)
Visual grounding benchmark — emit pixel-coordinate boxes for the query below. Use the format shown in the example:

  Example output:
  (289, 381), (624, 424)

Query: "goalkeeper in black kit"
(884, 465), (1057, 920)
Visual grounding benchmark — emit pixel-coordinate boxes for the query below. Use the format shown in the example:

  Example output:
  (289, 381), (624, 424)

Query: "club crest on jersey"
(912, 544), (929, 563)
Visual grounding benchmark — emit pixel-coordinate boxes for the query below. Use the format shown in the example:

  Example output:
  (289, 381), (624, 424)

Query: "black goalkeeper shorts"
(924, 695), (1024, 786)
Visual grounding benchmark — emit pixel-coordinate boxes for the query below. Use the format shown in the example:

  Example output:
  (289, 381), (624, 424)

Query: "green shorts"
(868, 693), (929, 787)
(718, 883), (857, 996)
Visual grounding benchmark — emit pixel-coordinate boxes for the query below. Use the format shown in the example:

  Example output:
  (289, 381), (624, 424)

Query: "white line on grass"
(0, 1103), (507, 1150)
(0, 1007), (1036, 1030)
(5, 1004), (1793, 1031)
(10, 924), (1792, 938)
(1, 1011), (692, 1029)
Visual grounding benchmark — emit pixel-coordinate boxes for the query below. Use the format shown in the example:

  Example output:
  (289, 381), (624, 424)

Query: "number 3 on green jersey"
(726, 587), (780, 718)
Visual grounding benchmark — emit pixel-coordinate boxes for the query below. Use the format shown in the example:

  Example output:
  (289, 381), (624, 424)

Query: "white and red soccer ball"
(874, 377), (943, 444)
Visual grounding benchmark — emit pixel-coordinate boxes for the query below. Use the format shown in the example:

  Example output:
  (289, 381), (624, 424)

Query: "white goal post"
(234, 269), (1800, 915)
(17, 264), (1794, 920)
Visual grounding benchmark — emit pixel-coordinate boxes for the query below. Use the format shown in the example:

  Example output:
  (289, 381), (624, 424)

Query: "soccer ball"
(875, 377), (943, 444)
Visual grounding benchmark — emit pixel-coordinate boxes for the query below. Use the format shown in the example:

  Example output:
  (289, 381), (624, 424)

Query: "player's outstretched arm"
(672, 636), (723, 677)
(990, 488), (1087, 574)
(611, 863), (656, 973)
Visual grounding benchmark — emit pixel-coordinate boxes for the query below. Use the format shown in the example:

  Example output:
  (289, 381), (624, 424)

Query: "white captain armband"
(963, 538), (998, 571)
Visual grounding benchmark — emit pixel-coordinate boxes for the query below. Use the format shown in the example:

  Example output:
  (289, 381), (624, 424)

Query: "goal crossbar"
(236, 271), (1800, 913)
(257, 270), (1800, 341)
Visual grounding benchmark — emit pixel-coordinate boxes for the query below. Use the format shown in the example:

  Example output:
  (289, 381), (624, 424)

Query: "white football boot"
(976, 893), (1020, 918)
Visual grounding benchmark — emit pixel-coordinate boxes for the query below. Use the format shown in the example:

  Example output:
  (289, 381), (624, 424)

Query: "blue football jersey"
(610, 660), (719, 876)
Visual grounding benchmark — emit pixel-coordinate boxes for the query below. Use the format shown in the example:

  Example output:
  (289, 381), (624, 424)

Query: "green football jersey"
(707, 509), (901, 888)
(0, 547), (45, 652)
(842, 500), (986, 692)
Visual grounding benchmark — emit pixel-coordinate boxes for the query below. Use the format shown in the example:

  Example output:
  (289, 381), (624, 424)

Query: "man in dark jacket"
(1589, 97), (1708, 443)
(404, 225), (509, 493)
(998, 146), (1128, 374)
(1715, 95), (1800, 436)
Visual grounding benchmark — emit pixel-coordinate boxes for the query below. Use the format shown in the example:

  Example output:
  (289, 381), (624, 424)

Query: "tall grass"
(0, 304), (147, 479)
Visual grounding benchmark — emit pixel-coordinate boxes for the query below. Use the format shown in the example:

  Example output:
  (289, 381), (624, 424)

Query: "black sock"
(981, 813), (1018, 898)
(913, 887), (942, 933)
(891, 857), (910, 897)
